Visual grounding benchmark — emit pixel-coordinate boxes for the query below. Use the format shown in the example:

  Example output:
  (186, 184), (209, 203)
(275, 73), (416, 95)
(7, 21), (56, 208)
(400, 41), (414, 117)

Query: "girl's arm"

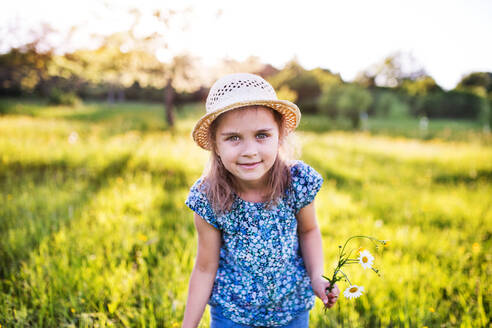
(297, 200), (339, 308)
(182, 213), (221, 328)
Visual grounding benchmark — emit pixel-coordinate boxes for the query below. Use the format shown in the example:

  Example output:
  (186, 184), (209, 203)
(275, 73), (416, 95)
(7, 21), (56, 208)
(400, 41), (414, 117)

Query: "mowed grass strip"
(0, 99), (490, 327)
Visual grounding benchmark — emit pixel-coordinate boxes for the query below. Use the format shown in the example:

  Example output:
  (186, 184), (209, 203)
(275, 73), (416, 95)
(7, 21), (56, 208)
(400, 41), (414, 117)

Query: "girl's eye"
(256, 133), (268, 139)
(227, 135), (240, 142)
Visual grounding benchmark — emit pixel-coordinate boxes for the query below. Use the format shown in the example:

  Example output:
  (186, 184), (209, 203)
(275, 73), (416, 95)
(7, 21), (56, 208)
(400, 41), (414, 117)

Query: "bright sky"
(2, 0), (491, 89)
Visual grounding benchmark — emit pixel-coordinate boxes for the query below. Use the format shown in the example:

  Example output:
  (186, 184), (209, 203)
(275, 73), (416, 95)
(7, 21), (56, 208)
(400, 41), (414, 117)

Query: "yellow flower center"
(362, 257), (368, 263)
(349, 287), (358, 293)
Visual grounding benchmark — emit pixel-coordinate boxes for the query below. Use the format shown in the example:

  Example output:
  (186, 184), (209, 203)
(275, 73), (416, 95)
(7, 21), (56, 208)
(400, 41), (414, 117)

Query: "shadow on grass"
(434, 169), (492, 185)
(0, 153), (132, 279)
(305, 144), (412, 191)
(65, 104), (170, 134)
(319, 167), (362, 189)
(0, 155), (196, 280)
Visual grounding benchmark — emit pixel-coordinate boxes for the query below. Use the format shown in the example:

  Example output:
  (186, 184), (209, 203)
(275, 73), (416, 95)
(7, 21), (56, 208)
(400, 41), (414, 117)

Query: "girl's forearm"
(182, 265), (217, 328)
(298, 227), (324, 281)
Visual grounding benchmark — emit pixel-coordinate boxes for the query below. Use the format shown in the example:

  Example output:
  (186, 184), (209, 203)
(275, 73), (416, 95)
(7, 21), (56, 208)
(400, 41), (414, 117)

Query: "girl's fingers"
(327, 290), (339, 306)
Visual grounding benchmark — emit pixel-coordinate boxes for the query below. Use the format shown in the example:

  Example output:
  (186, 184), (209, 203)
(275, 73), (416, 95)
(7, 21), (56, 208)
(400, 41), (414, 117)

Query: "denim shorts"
(210, 306), (310, 328)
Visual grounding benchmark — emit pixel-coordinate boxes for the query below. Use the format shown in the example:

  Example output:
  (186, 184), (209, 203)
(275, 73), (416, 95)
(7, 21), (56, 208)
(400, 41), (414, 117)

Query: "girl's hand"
(311, 277), (339, 308)
(325, 283), (340, 308)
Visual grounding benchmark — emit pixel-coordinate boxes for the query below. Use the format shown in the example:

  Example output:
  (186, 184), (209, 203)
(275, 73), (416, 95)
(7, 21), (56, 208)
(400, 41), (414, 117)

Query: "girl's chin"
(237, 171), (272, 185)
(236, 172), (263, 180)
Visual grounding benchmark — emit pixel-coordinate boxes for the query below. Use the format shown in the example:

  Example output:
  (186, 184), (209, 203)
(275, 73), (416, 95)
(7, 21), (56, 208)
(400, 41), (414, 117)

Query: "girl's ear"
(213, 148), (221, 161)
(278, 127), (287, 146)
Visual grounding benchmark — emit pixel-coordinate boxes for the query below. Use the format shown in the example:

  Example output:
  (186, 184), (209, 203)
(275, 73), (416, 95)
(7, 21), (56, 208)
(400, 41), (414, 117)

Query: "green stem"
(339, 269), (351, 286)
(340, 235), (384, 259)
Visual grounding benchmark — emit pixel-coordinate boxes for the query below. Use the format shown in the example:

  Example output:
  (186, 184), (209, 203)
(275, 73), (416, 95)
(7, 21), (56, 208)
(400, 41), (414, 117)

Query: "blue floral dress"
(185, 161), (323, 326)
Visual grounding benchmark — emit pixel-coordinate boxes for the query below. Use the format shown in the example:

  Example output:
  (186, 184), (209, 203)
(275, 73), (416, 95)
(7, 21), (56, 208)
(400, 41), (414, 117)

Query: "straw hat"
(192, 73), (301, 150)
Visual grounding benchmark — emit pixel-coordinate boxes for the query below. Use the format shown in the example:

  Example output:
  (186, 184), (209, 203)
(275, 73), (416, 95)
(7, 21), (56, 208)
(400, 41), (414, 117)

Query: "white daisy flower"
(358, 250), (374, 269)
(343, 285), (364, 299)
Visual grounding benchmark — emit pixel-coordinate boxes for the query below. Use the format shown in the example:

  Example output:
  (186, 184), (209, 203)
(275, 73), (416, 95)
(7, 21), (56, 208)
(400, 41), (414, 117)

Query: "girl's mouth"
(238, 161), (261, 169)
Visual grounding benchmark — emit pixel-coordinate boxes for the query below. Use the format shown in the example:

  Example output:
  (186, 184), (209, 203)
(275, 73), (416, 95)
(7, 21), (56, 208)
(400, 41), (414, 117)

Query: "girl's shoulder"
(185, 177), (220, 229)
(188, 176), (209, 195)
(289, 160), (323, 182)
(186, 176), (213, 210)
(288, 160), (324, 213)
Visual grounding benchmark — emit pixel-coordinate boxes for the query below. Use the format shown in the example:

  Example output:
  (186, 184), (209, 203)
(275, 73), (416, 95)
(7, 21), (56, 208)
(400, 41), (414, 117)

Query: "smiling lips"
(238, 161), (261, 169)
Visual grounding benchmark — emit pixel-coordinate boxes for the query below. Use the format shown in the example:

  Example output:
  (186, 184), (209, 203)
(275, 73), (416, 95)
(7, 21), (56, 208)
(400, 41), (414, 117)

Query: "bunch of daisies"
(323, 235), (387, 303)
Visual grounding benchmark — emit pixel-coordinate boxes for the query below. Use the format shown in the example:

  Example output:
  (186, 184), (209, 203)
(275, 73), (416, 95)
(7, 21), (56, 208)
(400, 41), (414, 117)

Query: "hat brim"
(192, 99), (301, 150)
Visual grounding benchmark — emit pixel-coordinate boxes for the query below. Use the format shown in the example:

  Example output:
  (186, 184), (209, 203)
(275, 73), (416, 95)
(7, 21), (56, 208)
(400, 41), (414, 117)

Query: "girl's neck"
(234, 178), (269, 203)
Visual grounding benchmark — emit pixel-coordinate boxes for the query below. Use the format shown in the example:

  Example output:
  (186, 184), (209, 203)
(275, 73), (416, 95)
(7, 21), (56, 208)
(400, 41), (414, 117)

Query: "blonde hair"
(200, 106), (297, 215)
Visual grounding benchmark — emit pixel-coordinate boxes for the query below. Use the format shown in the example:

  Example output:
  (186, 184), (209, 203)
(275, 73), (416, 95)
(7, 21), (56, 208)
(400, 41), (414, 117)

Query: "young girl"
(182, 73), (339, 328)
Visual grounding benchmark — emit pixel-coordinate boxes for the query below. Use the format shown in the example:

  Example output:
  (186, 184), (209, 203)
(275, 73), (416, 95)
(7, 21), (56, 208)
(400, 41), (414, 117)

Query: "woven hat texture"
(192, 73), (301, 150)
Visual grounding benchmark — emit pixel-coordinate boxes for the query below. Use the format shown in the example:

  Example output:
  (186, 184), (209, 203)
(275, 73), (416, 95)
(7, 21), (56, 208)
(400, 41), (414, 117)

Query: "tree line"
(269, 57), (492, 128)
(1, 42), (491, 129)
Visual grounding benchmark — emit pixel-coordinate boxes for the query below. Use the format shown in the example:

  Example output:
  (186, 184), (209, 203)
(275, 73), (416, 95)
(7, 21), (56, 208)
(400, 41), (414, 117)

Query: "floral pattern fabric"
(185, 161), (323, 326)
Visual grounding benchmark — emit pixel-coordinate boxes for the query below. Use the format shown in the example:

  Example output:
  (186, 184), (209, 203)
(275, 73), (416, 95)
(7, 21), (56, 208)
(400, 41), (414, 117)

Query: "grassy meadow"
(0, 99), (491, 327)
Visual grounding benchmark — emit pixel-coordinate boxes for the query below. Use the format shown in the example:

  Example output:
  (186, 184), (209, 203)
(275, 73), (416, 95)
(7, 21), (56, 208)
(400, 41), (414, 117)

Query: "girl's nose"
(241, 138), (258, 157)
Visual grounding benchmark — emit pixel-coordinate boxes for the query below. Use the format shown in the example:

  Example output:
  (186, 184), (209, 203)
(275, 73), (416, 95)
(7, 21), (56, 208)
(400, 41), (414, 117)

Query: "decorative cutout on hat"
(206, 78), (276, 109)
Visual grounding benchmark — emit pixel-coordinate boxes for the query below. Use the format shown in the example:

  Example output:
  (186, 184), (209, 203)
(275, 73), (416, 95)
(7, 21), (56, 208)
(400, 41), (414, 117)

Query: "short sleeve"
(290, 161), (324, 213)
(185, 179), (220, 229)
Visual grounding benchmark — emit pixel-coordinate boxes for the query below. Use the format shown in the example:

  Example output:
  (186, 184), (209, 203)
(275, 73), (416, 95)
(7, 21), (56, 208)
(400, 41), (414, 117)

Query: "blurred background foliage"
(0, 43), (492, 128)
(1, 24), (491, 129)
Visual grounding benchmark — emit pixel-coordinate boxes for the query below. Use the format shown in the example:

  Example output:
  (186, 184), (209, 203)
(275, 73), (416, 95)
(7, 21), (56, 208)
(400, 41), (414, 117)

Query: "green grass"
(0, 99), (491, 327)
(300, 114), (491, 145)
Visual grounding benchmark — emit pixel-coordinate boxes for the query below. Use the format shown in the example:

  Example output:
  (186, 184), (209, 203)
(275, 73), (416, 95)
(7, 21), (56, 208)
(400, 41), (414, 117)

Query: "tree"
(311, 67), (343, 91)
(318, 86), (343, 119)
(161, 55), (197, 126)
(414, 90), (483, 119)
(372, 91), (410, 119)
(318, 84), (373, 128)
(358, 52), (427, 88)
(0, 23), (58, 97)
(354, 71), (376, 88)
(0, 45), (53, 96)
(401, 76), (441, 97)
(336, 84), (373, 128)
(55, 4), (198, 127)
(0, 2), (202, 125)
(269, 61), (342, 114)
(125, 6), (198, 127)
(455, 72), (492, 126)
(269, 60), (321, 102)
(456, 72), (492, 93)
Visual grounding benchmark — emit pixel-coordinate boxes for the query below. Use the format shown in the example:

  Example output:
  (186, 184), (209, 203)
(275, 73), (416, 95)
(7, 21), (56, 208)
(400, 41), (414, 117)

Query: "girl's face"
(214, 106), (280, 191)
